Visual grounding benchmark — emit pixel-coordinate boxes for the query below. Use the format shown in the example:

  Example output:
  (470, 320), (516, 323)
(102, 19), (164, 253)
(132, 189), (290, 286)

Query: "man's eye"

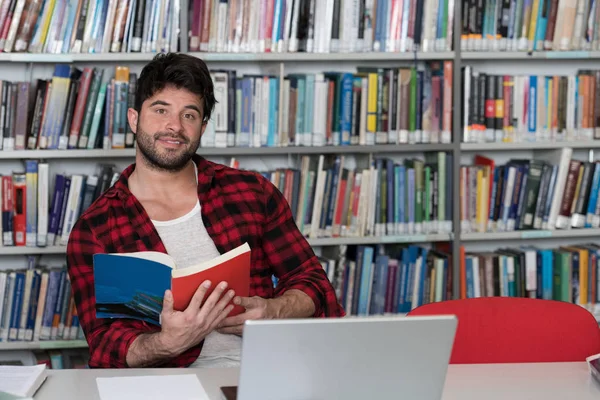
(184, 113), (195, 120)
(156, 108), (166, 114)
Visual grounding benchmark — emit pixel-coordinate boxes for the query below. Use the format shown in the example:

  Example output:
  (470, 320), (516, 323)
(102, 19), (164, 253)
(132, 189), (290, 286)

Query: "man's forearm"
(270, 289), (316, 319)
(126, 332), (177, 368)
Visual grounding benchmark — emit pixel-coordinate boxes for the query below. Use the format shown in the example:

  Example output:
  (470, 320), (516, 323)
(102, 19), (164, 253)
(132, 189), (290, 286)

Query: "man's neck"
(129, 158), (197, 199)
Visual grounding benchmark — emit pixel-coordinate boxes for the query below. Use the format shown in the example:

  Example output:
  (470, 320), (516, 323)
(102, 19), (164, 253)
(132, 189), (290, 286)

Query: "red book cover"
(171, 243), (251, 316)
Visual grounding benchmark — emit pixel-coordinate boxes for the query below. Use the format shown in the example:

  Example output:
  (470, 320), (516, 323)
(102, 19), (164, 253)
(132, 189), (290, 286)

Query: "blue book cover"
(94, 254), (174, 325)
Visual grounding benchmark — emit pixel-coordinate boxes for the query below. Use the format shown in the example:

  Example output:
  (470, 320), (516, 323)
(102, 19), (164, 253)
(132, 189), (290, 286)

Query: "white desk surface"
(34, 361), (600, 400)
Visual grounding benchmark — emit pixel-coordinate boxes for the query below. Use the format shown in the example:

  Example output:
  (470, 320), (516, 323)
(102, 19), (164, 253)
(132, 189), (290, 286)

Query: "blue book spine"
(325, 158), (341, 234)
(26, 271), (41, 340)
(405, 245), (420, 311)
(358, 246), (374, 316)
(397, 248), (409, 312)
(586, 163), (600, 227)
(501, 256), (509, 297)
(466, 256), (474, 298)
(488, 166), (499, 223)
(394, 165), (400, 232)
(340, 73), (353, 146)
(41, 270), (61, 339)
(271, 0), (283, 44)
(9, 272), (25, 341)
(240, 78), (252, 147)
(528, 76), (537, 134)
(267, 77), (278, 147)
(48, 175), (66, 241)
(534, 0), (547, 51)
(386, 159), (394, 234)
(417, 248), (428, 307)
(542, 166), (558, 226)
(398, 165), (406, 232)
(304, 74), (315, 145)
(295, 76), (306, 144)
(543, 249), (553, 300)
(374, 0), (384, 50)
(408, 168), (415, 231)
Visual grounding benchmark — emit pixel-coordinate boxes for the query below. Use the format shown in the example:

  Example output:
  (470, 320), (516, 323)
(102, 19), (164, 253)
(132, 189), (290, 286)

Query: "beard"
(135, 123), (200, 172)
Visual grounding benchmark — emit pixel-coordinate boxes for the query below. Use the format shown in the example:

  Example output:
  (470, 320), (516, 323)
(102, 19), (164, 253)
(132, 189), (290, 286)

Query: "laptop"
(221, 315), (457, 400)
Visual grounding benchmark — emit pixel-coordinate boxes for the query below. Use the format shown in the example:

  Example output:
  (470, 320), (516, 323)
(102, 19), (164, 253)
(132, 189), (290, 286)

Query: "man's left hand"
(216, 296), (276, 336)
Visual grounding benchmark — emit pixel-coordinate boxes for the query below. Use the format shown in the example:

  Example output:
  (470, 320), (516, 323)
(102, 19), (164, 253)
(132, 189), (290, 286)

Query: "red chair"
(407, 297), (600, 364)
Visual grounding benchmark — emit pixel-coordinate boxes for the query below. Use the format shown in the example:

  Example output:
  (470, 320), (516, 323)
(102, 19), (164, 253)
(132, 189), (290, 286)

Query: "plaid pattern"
(67, 154), (345, 368)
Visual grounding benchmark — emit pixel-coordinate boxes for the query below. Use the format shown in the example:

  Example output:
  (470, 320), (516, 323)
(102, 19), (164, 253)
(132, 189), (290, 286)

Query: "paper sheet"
(96, 374), (209, 400)
(0, 364), (46, 397)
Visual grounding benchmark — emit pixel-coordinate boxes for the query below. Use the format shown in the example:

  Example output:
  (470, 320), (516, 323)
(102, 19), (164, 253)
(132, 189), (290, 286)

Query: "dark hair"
(135, 53), (216, 122)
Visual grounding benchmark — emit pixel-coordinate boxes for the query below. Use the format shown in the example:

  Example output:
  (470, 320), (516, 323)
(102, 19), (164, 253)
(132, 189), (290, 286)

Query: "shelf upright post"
(179, 0), (189, 53)
(451, 0), (463, 300)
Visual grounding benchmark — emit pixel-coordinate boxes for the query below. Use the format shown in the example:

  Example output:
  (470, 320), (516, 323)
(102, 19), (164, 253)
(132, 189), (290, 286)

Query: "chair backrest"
(407, 297), (600, 364)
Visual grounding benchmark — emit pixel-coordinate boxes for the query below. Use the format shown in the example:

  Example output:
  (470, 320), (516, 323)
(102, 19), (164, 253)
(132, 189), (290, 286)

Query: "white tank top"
(150, 164), (242, 368)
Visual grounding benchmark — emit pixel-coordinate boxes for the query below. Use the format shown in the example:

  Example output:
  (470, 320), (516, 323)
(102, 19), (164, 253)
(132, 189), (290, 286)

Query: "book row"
(462, 68), (600, 144)
(0, 161), (117, 248)
(0, 262), (84, 343)
(0, 349), (89, 369)
(314, 243), (453, 316)
(460, 243), (600, 316)
(460, 0), (599, 52)
(0, 65), (137, 151)
(202, 63), (454, 149)
(190, 0), (455, 54)
(0, 0), (178, 54)
(460, 148), (600, 234)
(285, 153), (453, 239)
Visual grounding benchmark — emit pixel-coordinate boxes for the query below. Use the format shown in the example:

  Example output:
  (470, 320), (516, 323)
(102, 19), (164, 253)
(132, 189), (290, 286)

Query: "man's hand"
(216, 289), (316, 336)
(159, 280), (236, 353)
(216, 296), (274, 336)
(126, 280), (235, 368)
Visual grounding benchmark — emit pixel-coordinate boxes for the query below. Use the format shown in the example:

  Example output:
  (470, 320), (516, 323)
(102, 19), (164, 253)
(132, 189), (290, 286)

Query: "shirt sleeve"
(66, 217), (159, 368)
(260, 177), (346, 318)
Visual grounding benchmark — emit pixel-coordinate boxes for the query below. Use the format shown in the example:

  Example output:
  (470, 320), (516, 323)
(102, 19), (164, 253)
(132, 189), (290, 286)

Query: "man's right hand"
(158, 280), (235, 355)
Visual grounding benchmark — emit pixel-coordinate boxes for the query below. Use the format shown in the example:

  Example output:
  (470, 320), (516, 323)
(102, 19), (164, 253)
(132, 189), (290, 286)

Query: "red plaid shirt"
(67, 154), (345, 369)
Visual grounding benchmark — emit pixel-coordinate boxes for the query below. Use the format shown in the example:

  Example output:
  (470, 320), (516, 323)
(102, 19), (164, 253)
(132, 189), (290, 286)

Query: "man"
(66, 53), (345, 369)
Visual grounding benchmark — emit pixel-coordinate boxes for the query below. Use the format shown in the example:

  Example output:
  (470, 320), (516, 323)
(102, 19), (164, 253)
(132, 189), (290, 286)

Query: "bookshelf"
(1, 0), (600, 353)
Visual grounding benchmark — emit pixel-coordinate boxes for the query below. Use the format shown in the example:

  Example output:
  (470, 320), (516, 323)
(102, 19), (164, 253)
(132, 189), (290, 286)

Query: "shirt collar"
(110, 153), (215, 201)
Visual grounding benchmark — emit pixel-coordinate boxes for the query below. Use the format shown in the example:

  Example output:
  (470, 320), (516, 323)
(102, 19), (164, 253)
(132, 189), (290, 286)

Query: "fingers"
(198, 281), (229, 318)
(162, 290), (174, 313)
(218, 313), (247, 328)
(187, 280), (212, 311)
(207, 288), (236, 322)
(212, 305), (235, 331)
(217, 324), (243, 336)
(234, 296), (259, 309)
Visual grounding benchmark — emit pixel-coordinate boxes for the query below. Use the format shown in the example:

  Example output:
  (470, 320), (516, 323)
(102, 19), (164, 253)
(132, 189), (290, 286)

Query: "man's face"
(128, 85), (206, 172)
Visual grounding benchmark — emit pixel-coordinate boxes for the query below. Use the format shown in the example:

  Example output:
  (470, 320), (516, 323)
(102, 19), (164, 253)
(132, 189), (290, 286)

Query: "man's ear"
(127, 108), (139, 134)
(200, 121), (208, 137)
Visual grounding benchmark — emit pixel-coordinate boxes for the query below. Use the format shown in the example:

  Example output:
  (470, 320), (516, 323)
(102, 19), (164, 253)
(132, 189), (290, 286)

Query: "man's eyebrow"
(184, 104), (202, 114)
(149, 100), (170, 107)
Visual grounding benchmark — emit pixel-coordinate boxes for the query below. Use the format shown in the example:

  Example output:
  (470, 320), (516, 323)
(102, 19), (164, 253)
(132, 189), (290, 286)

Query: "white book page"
(96, 374), (209, 400)
(0, 364), (47, 397)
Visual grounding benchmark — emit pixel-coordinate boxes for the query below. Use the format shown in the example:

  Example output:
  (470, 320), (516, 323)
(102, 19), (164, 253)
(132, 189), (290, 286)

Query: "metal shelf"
(0, 144), (454, 160)
(461, 229), (600, 241)
(0, 246), (67, 255)
(0, 51), (456, 63)
(307, 234), (451, 247)
(462, 51), (600, 60)
(0, 340), (87, 350)
(461, 140), (600, 151)
(0, 236), (452, 255)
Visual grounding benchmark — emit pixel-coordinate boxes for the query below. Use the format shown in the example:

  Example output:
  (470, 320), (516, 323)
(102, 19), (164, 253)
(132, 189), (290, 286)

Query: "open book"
(0, 364), (47, 399)
(93, 242), (251, 325)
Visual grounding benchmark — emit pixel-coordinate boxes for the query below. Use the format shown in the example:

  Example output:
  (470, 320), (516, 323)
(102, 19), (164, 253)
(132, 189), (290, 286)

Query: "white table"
(34, 362), (600, 400)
